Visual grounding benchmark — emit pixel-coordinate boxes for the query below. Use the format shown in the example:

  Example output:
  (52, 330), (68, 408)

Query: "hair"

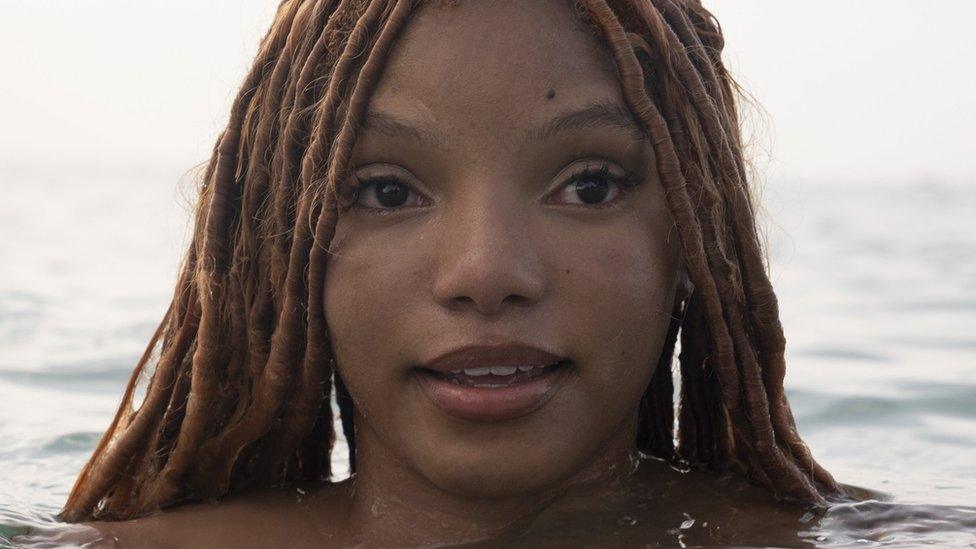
(60, 0), (843, 522)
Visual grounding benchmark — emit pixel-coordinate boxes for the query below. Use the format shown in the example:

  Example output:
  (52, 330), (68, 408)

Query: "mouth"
(413, 343), (573, 422)
(421, 361), (568, 387)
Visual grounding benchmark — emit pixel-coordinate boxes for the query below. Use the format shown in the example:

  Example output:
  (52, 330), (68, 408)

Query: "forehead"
(365, 0), (625, 140)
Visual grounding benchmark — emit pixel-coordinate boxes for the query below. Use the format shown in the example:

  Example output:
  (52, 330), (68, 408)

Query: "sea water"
(1, 166), (974, 547)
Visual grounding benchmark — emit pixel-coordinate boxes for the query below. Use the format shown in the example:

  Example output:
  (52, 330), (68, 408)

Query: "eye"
(351, 175), (427, 212)
(547, 161), (643, 207)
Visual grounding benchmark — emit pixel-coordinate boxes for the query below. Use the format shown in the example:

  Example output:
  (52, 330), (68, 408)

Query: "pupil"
(375, 180), (408, 207)
(575, 179), (609, 204)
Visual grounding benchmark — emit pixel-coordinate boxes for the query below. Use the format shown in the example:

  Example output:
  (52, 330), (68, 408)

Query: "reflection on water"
(803, 501), (976, 548)
(1, 170), (974, 547)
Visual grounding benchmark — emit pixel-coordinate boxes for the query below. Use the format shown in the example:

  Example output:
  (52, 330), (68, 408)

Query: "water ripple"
(802, 500), (976, 547)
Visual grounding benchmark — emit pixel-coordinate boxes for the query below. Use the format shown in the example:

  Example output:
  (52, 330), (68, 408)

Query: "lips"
(414, 343), (572, 421)
(426, 362), (561, 388)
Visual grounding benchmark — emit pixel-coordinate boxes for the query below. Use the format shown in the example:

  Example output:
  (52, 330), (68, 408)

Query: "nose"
(431, 194), (546, 317)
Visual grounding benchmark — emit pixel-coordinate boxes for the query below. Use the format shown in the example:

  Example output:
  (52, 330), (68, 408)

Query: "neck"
(337, 416), (644, 546)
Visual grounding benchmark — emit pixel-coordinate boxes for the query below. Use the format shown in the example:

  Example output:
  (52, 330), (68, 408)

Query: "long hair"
(60, 0), (841, 522)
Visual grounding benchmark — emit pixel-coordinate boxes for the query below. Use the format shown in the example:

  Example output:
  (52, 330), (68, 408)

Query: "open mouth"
(420, 360), (570, 388)
(414, 358), (573, 422)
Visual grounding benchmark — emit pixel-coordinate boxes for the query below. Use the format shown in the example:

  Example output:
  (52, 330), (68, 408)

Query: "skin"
(34, 0), (819, 547)
(313, 0), (701, 542)
(323, 0), (679, 541)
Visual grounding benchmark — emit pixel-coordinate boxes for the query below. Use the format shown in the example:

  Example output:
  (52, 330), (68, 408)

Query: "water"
(1, 167), (974, 547)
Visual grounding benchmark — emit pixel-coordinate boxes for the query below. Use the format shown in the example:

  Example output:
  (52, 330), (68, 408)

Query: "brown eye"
(375, 179), (409, 207)
(353, 177), (425, 211)
(549, 163), (638, 207)
(570, 177), (613, 204)
(552, 175), (620, 205)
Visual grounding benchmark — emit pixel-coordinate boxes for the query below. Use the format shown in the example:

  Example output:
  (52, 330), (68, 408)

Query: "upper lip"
(418, 343), (567, 373)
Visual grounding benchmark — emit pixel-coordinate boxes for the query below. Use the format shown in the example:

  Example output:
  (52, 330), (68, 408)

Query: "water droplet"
(370, 500), (384, 517)
(617, 515), (637, 526)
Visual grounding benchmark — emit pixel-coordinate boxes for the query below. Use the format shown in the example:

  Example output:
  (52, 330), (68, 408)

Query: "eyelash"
(555, 163), (644, 209)
(348, 162), (644, 215)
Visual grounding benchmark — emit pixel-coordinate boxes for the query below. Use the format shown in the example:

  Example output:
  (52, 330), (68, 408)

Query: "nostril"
(432, 250), (546, 314)
(449, 295), (476, 308)
(501, 294), (532, 307)
(444, 293), (532, 315)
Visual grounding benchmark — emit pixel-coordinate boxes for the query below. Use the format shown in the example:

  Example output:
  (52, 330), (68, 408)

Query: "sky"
(1, 0), (973, 187)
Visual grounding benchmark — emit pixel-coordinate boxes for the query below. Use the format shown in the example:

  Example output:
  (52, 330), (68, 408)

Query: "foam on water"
(2, 169), (974, 546)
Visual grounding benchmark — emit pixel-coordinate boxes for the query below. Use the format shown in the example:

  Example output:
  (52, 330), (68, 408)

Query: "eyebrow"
(360, 111), (446, 148)
(525, 101), (645, 143)
(358, 100), (646, 148)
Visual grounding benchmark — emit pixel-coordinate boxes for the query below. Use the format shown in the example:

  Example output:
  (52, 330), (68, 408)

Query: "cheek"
(549, 212), (679, 419)
(322, 219), (431, 404)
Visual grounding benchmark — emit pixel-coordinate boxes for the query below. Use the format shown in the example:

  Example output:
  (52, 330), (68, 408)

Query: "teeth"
(473, 381), (510, 388)
(444, 364), (553, 377)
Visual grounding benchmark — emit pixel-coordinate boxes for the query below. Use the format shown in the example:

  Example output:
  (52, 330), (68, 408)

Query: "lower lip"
(415, 365), (569, 422)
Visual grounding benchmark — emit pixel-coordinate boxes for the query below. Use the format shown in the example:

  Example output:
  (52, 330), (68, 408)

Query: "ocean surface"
(1, 166), (974, 547)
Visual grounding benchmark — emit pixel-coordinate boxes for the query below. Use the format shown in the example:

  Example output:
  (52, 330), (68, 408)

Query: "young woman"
(47, 0), (846, 545)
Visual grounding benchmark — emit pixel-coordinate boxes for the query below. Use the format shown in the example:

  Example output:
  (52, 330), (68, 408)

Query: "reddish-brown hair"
(61, 0), (841, 522)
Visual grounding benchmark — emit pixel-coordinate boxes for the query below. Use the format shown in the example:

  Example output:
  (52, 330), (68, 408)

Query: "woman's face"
(324, 0), (680, 498)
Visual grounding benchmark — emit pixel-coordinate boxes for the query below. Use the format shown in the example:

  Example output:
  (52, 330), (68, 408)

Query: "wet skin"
(39, 0), (820, 547)
(46, 458), (818, 548)
(320, 0), (680, 543)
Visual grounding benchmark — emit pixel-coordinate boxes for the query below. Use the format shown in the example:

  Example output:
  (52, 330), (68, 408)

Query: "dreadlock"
(60, 0), (841, 522)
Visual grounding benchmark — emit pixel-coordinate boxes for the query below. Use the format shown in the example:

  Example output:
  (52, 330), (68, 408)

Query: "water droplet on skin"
(617, 515), (637, 526)
(370, 500), (384, 517)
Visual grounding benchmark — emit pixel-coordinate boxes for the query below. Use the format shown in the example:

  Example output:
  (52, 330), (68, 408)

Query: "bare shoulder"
(631, 460), (820, 546)
(88, 488), (319, 549)
(502, 459), (817, 547)
(25, 481), (352, 549)
(641, 459), (816, 518)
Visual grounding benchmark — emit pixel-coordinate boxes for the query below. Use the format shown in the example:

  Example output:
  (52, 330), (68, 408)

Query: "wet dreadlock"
(60, 0), (842, 522)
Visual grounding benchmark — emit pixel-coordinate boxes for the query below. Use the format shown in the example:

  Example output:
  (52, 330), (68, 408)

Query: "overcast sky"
(1, 0), (973, 186)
